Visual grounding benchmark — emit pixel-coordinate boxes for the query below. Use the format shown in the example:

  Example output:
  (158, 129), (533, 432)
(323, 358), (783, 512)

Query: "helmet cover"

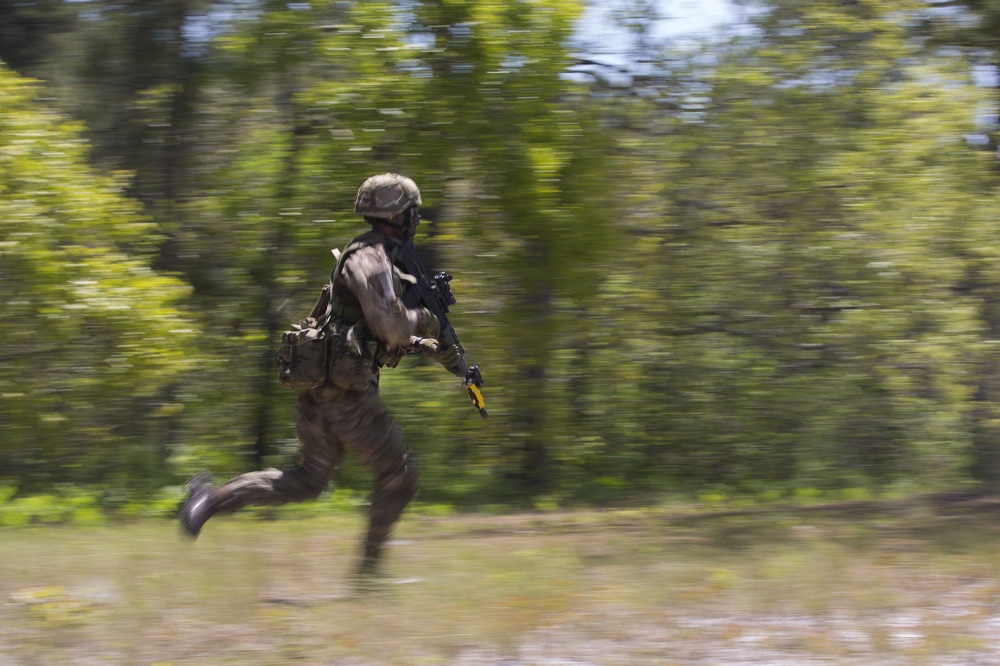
(354, 173), (422, 219)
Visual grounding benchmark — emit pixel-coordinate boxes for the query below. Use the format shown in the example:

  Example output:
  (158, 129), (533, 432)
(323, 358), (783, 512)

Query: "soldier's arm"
(341, 244), (436, 351)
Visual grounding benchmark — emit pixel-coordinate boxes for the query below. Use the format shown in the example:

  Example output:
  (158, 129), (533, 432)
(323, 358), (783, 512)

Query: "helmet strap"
(398, 207), (419, 237)
(369, 208), (418, 238)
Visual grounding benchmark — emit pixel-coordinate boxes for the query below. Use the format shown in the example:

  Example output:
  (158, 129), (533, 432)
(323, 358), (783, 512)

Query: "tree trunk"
(252, 82), (303, 469)
(969, 285), (1000, 487)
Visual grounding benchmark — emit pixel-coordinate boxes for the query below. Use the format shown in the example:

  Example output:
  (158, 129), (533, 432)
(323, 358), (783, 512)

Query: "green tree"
(0, 65), (196, 493)
(915, 0), (1000, 485)
(583, 0), (997, 492)
(0, 0), (77, 74)
(168, 0), (616, 500)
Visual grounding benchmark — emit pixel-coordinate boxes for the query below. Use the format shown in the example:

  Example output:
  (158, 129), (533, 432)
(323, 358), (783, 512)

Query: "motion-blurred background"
(3, 0), (1000, 518)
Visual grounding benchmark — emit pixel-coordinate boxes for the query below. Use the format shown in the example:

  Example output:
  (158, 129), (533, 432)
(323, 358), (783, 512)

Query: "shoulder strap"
(306, 282), (333, 326)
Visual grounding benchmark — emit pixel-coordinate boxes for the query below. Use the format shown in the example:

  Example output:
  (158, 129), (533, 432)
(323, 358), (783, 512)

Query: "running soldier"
(178, 173), (464, 582)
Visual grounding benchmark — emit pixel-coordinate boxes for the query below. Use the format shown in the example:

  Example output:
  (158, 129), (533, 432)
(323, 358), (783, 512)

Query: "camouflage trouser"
(204, 351), (418, 564)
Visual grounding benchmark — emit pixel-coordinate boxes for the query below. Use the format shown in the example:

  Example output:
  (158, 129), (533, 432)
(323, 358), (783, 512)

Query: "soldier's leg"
(179, 389), (344, 536)
(328, 388), (419, 572)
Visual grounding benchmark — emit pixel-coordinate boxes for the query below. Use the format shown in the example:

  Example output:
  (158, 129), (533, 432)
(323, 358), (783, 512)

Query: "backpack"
(274, 283), (335, 390)
(274, 243), (370, 389)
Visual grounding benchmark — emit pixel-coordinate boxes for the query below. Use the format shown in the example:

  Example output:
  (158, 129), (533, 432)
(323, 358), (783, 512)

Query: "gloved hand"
(409, 336), (461, 368)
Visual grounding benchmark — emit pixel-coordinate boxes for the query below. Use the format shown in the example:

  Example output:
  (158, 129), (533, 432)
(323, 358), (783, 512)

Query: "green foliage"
(4, 0), (1000, 510)
(0, 65), (198, 491)
(0, 487), (107, 527)
(572, 0), (1000, 494)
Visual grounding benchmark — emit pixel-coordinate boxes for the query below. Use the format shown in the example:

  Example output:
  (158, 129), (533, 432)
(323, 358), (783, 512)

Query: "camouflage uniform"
(180, 174), (458, 575)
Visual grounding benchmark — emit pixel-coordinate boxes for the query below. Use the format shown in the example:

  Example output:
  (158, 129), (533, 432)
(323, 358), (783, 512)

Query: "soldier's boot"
(361, 526), (389, 570)
(178, 472), (217, 538)
(353, 461), (418, 588)
(352, 525), (391, 592)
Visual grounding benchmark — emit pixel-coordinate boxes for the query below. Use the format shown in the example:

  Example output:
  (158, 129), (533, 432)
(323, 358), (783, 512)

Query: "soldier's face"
(407, 210), (420, 237)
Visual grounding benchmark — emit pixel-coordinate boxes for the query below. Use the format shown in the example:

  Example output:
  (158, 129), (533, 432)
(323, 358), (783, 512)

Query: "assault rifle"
(397, 239), (487, 419)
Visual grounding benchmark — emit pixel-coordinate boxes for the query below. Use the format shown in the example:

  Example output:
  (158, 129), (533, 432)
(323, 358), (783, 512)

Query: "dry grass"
(4, 495), (1000, 664)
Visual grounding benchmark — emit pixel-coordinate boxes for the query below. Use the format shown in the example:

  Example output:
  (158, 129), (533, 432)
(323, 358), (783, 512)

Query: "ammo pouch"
(275, 283), (335, 390)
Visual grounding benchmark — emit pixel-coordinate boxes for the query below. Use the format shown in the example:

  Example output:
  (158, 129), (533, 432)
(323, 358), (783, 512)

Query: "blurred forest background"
(3, 0), (1000, 518)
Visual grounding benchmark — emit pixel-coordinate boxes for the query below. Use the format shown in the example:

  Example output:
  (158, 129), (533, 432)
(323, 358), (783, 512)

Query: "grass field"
(4, 494), (1000, 665)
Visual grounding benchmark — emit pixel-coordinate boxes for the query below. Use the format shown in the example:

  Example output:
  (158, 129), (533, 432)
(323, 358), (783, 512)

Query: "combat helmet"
(354, 173), (421, 220)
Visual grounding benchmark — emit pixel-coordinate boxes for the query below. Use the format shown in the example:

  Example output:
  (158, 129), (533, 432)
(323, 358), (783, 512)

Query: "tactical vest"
(329, 231), (411, 368)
